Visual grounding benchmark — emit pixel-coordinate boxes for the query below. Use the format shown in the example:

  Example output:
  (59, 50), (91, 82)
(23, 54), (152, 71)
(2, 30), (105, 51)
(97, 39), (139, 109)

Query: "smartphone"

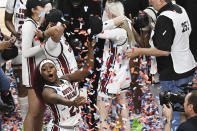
(79, 88), (87, 100)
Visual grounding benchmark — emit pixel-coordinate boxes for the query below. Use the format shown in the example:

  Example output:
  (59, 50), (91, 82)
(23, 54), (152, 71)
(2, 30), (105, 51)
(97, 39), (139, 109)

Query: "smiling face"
(40, 63), (58, 83)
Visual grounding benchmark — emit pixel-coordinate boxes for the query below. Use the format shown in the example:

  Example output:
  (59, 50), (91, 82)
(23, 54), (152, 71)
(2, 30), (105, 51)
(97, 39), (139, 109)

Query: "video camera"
(159, 83), (197, 112)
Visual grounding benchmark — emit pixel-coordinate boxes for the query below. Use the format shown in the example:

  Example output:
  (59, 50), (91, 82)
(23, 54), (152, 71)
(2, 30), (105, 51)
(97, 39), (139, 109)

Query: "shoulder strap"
(25, 18), (38, 47)
(146, 7), (157, 18)
(44, 84), (57, 89)
(13, 0), (17, 10)
(20, 0), (23, 5)
(25, 18), (38, 28)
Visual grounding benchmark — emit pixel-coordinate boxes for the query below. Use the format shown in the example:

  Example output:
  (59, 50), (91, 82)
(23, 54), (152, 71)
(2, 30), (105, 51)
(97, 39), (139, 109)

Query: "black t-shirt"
(177, 116), (197, 131)
(153, 3), (195, 81)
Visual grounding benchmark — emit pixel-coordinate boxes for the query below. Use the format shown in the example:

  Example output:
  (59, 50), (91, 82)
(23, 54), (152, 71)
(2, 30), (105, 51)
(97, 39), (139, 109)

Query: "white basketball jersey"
(45, 79), (82, 128)
(159, 6), (196, 73)
(97, 32), (131, 95)
(22, 18), (46, 87)
(44, 36), (78, 77)
(6, 0), (27, 64)
(44, 36), (79, 90)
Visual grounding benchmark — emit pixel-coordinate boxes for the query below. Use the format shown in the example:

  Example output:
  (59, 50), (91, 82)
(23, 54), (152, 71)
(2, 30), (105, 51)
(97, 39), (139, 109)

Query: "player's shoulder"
(114, 27), (128, 38)
(5, 0), (16, 13)
(24, 18), (38, 27)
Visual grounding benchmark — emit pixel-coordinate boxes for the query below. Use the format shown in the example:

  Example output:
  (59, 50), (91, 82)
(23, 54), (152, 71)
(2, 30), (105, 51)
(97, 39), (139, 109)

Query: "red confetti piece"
(35, 36), (39, 41)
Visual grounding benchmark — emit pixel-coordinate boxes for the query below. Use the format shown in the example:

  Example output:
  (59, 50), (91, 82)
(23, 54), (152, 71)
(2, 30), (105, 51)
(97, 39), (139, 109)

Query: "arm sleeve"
(152, 16), (175, 51)
(22, 22), (43, 58)
(96, 28), (127, 45)
(5, 0), (14, 14)
(45, 37), (59, 50)
(102, 19), (116, 30)
(44, 37), (62, 58)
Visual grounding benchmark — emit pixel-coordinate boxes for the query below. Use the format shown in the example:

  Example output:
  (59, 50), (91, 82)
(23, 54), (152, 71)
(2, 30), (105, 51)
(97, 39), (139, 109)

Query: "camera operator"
(163, 90), (197, 131)
(126, 0), (196, 129)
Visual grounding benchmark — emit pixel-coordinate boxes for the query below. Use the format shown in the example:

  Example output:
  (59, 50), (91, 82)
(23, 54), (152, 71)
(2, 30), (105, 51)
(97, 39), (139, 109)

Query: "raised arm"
(102, 15), (126, 30)
(96, 28), (127, 42)
(36, 23), (65, 43)
(131, 27), (143, 47)
(36, 23), (65, 56)
(61, 40), (95, 83)
(42, 87), (86, 106)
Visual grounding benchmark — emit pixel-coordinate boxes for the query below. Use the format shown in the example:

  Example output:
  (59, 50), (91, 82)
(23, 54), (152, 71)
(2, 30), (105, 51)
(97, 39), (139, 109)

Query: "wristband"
(14, 33), (21, 39)
(132, 48), (135, 53)
(166, 119), (172, 123)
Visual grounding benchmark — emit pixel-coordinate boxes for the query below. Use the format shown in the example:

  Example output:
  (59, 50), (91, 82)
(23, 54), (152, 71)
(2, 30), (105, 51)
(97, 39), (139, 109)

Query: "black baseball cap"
(26, 0), (45, 9)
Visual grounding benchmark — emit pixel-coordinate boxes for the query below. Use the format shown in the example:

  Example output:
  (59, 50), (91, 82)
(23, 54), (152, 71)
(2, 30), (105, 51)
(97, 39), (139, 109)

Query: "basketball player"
(33, 38), (94, 130)
(96, 1), (135, 130)
(5, 0), (52, 121)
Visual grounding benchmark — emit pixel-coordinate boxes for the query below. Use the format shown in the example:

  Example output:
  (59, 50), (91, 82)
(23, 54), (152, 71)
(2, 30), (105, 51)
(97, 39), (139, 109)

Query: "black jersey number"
(181, 21), (189, 33)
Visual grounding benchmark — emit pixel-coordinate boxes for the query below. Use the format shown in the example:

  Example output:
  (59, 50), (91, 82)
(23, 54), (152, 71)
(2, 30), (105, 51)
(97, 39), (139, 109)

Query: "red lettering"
(62, 87), (73, 95)
(69, 106), (79, 117)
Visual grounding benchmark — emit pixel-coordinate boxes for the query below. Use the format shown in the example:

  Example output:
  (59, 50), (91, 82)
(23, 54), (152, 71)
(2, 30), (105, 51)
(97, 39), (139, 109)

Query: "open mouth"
(72, 3), (80, 8)
(48, 74), (54, 80)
